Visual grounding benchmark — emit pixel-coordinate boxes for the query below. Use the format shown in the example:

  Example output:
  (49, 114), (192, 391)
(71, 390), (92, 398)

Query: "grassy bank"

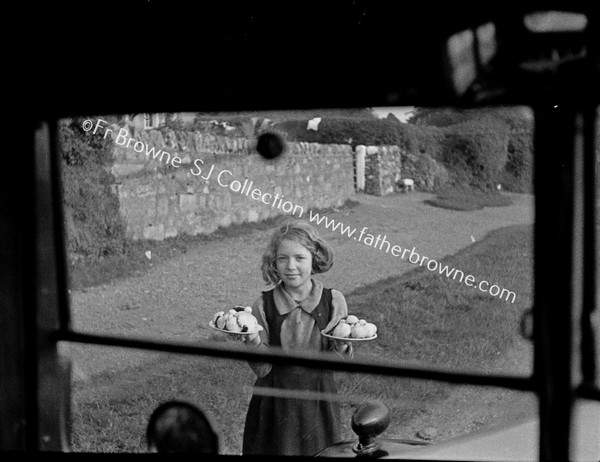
(70, 224), (532, 454)
(424, 186), (513, 211)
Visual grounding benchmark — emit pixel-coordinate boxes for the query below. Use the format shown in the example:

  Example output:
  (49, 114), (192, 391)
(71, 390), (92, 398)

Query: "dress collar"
(273, 278), (323, 315)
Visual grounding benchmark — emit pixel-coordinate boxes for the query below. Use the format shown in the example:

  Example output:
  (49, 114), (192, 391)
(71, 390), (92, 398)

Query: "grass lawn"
(424, 186), (513, 211)
(69, 224), (532, 454)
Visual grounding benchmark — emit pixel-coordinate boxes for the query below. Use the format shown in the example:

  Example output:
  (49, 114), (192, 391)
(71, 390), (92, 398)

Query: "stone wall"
(354, 144), (450, 195)
(110, 128), (355, 240)
(358, 145), (403, 196)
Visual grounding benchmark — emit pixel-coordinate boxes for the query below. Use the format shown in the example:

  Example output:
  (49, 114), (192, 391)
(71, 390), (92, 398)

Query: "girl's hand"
(324, 315), (342, 335)
(332, 338), (354, 359)
(332, 338), (352, 350)
(241, 332), (261, 347)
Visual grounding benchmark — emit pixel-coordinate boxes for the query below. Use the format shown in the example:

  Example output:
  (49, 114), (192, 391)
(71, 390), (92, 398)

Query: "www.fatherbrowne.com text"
(307, 210), (517, 304)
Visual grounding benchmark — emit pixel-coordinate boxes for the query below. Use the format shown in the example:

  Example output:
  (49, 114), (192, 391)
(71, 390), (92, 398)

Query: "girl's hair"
(261, 218), (334, 285)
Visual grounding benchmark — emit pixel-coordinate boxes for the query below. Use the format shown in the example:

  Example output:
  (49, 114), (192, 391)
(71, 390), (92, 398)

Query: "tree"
(407, 107), (470, 127)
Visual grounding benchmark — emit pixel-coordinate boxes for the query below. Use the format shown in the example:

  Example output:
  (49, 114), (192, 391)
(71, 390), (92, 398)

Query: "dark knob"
(351, 401), (391, 456)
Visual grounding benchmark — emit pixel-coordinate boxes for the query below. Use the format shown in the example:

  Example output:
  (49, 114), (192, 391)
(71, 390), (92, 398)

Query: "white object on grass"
(400, 178), (415, 192)
(307, 117), (322, 131)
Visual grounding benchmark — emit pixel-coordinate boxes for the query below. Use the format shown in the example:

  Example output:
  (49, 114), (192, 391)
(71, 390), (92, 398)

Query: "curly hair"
(261, 218), (334, 285)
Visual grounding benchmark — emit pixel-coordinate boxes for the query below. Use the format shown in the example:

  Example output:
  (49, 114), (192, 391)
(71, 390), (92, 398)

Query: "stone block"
(164, 216), (177, 238)
(165, 226), (178, 239)
(129, 225), (142, 240)
(143, 224), (165, 241)
(136, 183), (156, 197)
(221, 193), (232, 210)
(248, 209), (259, 222)
(179, 194), (197, 213)
(144, 197), (157, 217)
(112, 163), (145, 177)
(218, 214), (233, 228)
(175, 170), (189, 181)
(157, 196), (169, 217)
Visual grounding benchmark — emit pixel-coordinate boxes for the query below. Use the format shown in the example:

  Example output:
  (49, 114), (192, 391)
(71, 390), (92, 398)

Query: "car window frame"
(5, 5), (599, 459)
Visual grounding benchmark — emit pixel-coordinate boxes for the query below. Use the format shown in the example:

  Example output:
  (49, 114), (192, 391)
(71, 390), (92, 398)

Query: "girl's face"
(275, 239), (313, 292)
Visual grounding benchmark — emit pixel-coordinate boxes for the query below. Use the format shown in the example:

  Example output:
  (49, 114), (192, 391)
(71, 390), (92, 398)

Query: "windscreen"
(58, 107), (538, 455)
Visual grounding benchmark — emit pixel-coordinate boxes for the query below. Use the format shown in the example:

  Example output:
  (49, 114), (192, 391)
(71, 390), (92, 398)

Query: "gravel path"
(63, 191), (534, 382)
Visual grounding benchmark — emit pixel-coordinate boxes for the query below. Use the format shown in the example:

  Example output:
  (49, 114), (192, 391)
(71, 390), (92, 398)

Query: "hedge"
(274, 117), (408, 148)
(441, 117), (510, 191)
(60, 118), (128, 260)
(275, 114), (528, 192)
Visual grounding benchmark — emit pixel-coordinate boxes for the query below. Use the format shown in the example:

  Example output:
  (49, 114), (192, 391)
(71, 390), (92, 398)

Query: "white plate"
(209, 321), (263, 335)
(321, 330), (378, 342)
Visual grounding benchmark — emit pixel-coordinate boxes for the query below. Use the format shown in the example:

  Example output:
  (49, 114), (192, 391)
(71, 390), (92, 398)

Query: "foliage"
(441, 116), (510, 191)
(401, 123), (446, 159)
(274, 117), (408, 149)
(191, 109), (377, 138)
(408, 107), (471, 127)
(196, 108), (376, 121)
(409, 107), (532, 193)
(486, 108), (533, 193)
(160, 113), (188, 131)
(500, 126), (533, 193)
(193, 114), (265, 137)
(270, 108), (533, 194)
(60, 118), (128, 260)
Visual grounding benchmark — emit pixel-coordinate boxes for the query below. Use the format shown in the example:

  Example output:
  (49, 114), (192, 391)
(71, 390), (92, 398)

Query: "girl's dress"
(242, 279), (347, 456)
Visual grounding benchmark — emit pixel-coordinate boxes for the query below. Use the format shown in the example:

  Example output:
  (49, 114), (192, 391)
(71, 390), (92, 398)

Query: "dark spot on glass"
(256, 132), (285, 160)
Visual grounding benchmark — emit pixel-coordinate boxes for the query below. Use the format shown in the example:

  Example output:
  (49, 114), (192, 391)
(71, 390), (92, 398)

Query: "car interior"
(3, 2), (599, 460)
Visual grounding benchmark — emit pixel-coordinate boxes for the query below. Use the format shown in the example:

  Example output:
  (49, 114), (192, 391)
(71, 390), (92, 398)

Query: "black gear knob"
(351, 401), (391, 456)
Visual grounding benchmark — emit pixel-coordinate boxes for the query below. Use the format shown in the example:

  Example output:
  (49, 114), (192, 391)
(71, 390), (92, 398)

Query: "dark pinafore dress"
(242, 288), (341, 456)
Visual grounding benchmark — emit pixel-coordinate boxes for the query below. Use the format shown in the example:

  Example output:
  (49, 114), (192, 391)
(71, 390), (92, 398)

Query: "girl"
(240, 218), (353, 456)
